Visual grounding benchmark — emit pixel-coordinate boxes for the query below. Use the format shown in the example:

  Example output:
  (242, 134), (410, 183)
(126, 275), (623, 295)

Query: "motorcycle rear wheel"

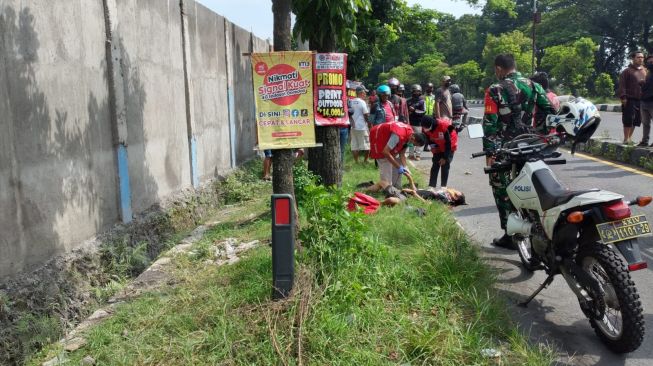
(515, 235), (540, 272)
(576, 243), (644, 353)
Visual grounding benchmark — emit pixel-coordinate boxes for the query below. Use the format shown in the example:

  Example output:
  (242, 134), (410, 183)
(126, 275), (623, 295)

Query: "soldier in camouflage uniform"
(482, 54), (555, 249)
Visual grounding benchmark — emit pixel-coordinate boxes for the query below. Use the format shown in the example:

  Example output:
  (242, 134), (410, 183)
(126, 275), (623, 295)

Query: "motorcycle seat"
(532, 169), (599, 210)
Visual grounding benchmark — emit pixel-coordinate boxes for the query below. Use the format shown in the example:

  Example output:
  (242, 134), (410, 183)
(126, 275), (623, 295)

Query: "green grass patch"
(32, 157), (553, 365)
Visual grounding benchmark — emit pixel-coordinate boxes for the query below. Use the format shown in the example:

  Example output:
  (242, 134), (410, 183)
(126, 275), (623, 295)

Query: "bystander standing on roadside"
(407, 84), (426, 160)
(638, 55), (653, 147)
(370, 85), (396, 125)
(424, 82), (436, 117)
(368, 88), (378, 108)
(349, 86), (371, 163)
(262, 150), (272, 181)
(389, 78), (410, 123)
(618, 51), (647, 144)
(530, 72), (560, 132)
(435, 76), (453, 119)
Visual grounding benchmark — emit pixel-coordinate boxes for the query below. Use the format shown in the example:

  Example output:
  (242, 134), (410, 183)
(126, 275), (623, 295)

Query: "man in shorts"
(349, 86), (371, 163)
(619, 51), (647, 144)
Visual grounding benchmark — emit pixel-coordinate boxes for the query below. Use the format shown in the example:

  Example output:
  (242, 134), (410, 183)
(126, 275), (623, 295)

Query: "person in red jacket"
(421, 116), (457, 188)
(369, 122), (426, 188)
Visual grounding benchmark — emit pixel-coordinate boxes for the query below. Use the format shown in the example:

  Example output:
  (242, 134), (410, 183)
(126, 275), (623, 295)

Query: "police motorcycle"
(470, 97), (651, 353)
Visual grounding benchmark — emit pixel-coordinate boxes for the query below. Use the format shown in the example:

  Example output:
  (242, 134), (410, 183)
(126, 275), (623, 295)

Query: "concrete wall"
(0, 1), (118, 276)
(229, 22), (260, 164)
(0, 0), (270, 278)
(116, 0), (191, 213)
(188, 3), (231, 180)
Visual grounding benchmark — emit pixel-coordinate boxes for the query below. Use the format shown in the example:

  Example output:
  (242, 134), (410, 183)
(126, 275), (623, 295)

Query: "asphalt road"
(412, 111), (653, 365)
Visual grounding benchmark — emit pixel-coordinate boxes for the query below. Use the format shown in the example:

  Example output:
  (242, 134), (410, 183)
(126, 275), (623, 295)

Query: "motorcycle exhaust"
(506, 213), (533, 236)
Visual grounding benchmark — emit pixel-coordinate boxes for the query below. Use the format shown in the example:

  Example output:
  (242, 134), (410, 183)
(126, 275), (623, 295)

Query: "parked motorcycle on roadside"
(469, 97), (650, 353)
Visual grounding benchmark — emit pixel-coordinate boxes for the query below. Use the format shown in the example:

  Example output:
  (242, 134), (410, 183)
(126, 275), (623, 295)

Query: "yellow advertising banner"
(251, 51), (316, 150)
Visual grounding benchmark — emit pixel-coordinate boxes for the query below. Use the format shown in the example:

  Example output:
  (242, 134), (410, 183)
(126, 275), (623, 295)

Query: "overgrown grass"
(32, 157), (554, 365)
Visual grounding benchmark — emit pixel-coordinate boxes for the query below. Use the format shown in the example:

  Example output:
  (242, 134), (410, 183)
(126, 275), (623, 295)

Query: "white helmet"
(545, 97), (600, 153)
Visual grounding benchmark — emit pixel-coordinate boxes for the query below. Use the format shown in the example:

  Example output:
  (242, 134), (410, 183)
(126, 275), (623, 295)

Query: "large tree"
(347, 0), (402, 80)
(481, 30), (533, 84)
(293, 0), (370, 187)
(270, 0), (295, 196)
(541, 37), (597, 95)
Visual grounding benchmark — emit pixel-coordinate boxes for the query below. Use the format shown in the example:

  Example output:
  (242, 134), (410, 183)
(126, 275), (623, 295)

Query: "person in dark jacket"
(619, 51), (647, 144)
(638, 54), (653, 146)
(406, 84), (426, 160)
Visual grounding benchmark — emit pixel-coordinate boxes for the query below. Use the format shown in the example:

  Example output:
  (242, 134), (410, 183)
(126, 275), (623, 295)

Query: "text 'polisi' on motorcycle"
(469, 97), (652, 353)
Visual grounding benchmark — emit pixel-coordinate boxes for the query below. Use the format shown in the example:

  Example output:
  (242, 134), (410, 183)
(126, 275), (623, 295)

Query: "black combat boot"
(492, 233), (517, 250)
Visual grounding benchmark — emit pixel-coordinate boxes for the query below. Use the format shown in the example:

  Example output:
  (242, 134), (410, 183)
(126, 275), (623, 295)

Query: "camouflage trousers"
(489, 170), (515, 230)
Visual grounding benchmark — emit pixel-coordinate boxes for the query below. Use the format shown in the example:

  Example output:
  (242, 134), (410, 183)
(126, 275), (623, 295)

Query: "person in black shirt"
(639, 55), (653, 146)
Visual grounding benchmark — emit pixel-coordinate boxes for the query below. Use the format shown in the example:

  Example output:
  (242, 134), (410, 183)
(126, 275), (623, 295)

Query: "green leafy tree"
(293, 0), (371, 187)
(347, 0), (401, 79)
(366, 4), (447, 84)
(449, 61), (484, 98)
(594, 73), (615, 98)
(436, 14), (484, 66)
(541, 37), (597, 96)
(378, 63), (415, 85)
(378, 54), (449, 87)
(481, 30), (533, 83)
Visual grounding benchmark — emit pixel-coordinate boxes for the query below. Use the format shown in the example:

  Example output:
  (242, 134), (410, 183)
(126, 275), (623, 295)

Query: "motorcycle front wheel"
(576, 242), (644, 353)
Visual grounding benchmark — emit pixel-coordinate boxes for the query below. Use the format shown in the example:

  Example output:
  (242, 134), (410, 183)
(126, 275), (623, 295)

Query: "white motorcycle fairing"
(506, 160), (623, 238)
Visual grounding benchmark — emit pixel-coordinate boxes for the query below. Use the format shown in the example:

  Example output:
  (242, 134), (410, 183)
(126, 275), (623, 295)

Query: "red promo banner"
(313, 53), (349, 127)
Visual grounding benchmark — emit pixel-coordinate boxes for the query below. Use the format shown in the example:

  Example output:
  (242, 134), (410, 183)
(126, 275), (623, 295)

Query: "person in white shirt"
(349, 86), (371, 163)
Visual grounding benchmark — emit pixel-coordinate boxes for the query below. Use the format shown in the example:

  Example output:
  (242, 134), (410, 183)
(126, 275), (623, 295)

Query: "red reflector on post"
(602, 201), (631, 220)
(628, 262), (648, 271)
(274, 197), (290, 226)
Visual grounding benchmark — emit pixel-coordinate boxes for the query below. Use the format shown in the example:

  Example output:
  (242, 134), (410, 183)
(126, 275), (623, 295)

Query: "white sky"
(197, 0), (482, 41)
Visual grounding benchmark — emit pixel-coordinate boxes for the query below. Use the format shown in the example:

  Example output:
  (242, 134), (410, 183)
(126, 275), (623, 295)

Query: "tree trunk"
(307, 35), (342, 187)
(270, 0), (294, 197)
(308, 126), (342, 186)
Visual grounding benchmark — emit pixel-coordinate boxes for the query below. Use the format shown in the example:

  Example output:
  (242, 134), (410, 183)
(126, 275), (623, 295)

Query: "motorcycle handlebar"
(471, 151), (489, 158)
(483, 162), (512, 174)
(543, 158), (567, 165)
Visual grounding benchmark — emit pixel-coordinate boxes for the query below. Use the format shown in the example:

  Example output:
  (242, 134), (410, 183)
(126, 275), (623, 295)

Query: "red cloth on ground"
(347, 192), (380, 214)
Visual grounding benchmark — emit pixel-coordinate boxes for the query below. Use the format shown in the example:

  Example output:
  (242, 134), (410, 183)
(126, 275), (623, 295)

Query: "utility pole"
(531, 0), (539, 75)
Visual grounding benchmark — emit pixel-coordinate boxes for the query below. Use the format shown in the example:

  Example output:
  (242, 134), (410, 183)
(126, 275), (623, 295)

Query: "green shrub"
(298, 185), (382, 280)
(292, 162), (319, 204)
(594, 73), (614, 98)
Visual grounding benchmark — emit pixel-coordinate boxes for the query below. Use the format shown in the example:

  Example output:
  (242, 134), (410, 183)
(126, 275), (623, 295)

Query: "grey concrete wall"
(229, 22), (258, 165)
(0, 0), (269, 278)
(0, 1), (118, 277)
(116, 0), (191, 213)
(187, 3), (232, 180)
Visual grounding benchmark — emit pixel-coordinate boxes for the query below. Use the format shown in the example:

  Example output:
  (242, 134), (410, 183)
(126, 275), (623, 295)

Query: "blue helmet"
(377, 85), (391, 95)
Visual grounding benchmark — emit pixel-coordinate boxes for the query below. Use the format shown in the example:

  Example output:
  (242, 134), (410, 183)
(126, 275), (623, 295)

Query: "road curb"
(468, 100), (483, 105)
(465, 116), (653, 172)
(570, 138), (653, 171)
(596, 104), (621, 112)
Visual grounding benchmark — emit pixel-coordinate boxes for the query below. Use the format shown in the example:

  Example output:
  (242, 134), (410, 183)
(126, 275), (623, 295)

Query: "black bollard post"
(271, 194), (295, 299)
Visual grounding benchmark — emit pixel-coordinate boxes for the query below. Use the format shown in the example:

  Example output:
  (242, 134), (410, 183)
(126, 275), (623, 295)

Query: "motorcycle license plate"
(596, 215), (651, 243)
